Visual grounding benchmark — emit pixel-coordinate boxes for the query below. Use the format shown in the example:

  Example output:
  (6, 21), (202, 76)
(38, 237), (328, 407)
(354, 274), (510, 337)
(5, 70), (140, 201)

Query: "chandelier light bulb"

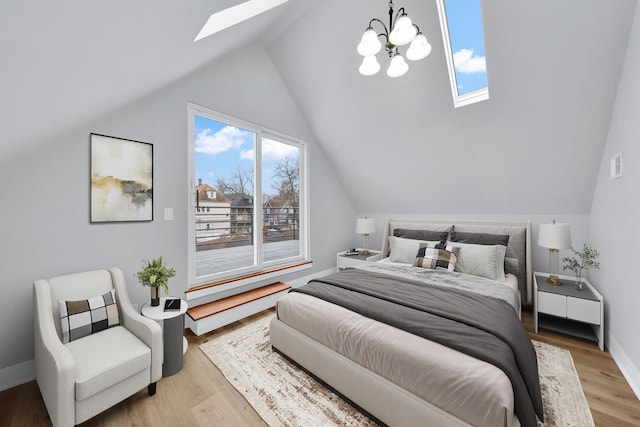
(357, 29), (382, 56)
(406, 33), (432, 61)
(389, 15), (417, 46)
(357, 3), (428, 78)
(359, 55), (381, 76)
(386, 53), (409, 78)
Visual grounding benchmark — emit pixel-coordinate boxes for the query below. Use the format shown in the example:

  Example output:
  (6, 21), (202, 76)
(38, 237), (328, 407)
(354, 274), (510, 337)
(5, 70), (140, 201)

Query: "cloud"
(240, 138), (298, 162)
(453, 48), (486, 74)
(195, 125), (252, 155)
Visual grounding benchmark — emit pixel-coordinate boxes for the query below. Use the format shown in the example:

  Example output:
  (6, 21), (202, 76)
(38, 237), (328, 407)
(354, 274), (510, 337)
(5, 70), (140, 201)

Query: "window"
(437, 0), (489, 108)
(187, 103), (309, 286)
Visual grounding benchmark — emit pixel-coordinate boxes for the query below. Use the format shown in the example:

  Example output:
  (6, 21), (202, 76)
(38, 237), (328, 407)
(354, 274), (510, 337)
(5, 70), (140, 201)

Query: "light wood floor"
(1, 308), (639, 426)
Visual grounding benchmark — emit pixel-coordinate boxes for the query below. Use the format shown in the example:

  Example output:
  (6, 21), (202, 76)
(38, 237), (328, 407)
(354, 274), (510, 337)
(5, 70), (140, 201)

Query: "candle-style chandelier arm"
(367, 18), (389, 39)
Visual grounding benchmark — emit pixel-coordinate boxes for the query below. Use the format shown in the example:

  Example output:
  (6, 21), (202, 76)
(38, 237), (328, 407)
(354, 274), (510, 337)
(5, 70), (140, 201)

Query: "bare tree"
(216, 168), (253, 196)
(272, 156), (299, 207)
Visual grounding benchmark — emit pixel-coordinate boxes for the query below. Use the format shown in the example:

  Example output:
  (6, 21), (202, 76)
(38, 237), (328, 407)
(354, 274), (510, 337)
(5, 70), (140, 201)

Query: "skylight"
(436, 0), (489, 108)
(194, 0), (288, 42)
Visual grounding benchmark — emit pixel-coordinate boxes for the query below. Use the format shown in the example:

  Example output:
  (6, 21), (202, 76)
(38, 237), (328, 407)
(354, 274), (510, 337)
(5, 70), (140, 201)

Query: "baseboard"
(0, 359), (35, 392)
(608, 334), (640, 399)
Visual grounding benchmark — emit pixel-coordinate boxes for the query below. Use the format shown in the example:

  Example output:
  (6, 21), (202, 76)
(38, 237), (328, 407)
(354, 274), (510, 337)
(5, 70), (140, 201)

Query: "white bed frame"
(270, 218), (531, 427)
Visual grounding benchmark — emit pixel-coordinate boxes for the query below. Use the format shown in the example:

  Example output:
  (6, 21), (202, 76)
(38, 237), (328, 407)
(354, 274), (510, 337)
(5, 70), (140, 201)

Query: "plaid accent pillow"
(58, 289), (120, 343)
(414, 243), (460, 271)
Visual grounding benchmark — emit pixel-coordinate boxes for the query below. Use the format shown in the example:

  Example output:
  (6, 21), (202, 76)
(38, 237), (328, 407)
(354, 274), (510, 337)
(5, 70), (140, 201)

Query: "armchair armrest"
(33, 279), (75, 427)
(109, 268), (163, 382)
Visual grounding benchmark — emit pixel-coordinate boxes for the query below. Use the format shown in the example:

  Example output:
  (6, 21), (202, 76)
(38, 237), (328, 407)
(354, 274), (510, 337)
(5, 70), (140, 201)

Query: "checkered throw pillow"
(414, 243), (460, 271)
(58, 289), (120, 343)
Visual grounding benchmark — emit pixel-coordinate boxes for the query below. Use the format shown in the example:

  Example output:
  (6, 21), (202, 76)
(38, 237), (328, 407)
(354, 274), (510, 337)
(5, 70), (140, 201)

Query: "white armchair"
(33, 267), (163, 427)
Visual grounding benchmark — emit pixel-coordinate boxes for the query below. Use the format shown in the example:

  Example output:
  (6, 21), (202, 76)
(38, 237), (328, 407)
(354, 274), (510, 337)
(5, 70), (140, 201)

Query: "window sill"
(185, 261), (312, 301)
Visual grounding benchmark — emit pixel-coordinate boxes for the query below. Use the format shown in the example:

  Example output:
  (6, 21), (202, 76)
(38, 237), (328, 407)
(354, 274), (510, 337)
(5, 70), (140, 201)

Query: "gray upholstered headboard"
(381, 218), (533, 307)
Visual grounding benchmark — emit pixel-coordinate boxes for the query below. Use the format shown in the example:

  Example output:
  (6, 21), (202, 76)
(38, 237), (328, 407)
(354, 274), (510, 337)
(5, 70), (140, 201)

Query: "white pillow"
(447, 242), (507, 282)
(387, 236), (439, 264)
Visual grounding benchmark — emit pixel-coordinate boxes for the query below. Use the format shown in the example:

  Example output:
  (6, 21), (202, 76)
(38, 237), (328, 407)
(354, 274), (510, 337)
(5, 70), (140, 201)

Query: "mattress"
(276, 291), (517, 427)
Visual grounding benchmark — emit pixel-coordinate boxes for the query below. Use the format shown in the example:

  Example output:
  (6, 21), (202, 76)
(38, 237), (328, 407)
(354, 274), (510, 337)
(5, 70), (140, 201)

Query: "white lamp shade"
(359, 55), (380, 76)
(389, 15), (417, 46)
(406, 33), (432, 61)
(356, 218), (376, 235)
(386, 53), (409, 77)
(357, 29), (382, 56)
(538, 223), (572, 249)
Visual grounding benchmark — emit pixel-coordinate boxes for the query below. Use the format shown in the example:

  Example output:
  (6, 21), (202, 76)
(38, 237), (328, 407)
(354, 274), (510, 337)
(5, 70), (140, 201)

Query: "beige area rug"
(200, 315), (594, 427)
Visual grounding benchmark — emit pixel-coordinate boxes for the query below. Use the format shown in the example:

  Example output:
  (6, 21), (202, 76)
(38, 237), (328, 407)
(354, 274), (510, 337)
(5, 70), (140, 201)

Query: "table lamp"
(356, 217), (376, 256)
(538, 220), (571, 285)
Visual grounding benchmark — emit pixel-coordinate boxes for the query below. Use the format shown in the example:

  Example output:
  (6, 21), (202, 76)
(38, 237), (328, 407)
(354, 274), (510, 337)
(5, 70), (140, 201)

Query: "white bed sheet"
(277, 292), (516, 427)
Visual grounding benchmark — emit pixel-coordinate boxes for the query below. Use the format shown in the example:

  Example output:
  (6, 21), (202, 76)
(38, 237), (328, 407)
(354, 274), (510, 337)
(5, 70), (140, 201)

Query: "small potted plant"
(136, 256), (176, 306)
(562, 243), (600, 290)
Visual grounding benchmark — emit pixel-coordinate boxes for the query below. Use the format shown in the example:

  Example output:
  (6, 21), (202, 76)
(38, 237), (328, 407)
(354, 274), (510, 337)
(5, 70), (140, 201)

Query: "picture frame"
(90, 133), (153, 222)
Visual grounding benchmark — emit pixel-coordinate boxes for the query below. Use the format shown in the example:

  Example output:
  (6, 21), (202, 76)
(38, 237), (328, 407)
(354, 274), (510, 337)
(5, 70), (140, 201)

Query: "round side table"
(141, 297), (188, 377)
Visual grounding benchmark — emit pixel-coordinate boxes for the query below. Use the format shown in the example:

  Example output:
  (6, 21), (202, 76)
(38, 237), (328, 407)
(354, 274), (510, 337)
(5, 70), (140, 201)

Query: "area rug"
(200, 315), (594, 427)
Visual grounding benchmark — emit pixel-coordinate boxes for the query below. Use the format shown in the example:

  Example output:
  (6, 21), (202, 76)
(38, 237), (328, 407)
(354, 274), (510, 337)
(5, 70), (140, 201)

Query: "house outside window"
(187, 103), (309, 286)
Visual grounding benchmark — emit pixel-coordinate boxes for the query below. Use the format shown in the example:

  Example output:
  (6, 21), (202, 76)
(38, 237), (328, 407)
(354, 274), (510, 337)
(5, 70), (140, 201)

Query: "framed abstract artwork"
(90, 133), (153, 222)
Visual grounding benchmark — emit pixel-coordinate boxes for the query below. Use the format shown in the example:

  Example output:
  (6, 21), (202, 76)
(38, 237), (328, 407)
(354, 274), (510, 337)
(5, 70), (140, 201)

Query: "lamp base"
(547, 275), (562, 286)
(359, 250), (371, 256)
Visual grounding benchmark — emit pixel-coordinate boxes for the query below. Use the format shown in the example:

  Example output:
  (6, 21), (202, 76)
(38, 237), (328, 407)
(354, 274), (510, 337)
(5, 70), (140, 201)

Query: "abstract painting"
(90, 133), (153, 222)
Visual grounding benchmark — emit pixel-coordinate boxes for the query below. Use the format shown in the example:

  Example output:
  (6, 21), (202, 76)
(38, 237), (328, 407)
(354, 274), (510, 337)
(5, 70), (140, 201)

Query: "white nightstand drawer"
(338, 256), (368, 269)
(567, 297), (601, 325)
(538, 292), (566, 317)
(337, 251), (381, 271)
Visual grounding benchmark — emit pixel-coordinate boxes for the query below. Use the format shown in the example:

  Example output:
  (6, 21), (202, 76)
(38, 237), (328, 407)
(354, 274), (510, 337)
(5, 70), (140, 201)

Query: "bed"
(270, 218), (542, 427)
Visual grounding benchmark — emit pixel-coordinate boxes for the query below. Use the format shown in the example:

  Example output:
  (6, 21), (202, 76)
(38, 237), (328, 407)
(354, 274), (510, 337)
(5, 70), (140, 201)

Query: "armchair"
(33, 267), (163, 427)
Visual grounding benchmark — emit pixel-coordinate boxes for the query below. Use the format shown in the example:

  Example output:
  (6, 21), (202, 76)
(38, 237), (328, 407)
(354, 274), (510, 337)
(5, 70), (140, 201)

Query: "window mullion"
(254, 130), (264, 267)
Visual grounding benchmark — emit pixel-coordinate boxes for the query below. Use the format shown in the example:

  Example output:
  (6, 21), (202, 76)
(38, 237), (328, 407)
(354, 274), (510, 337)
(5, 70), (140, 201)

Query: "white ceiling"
(1, 0), (637, 215)
(268, 0), (637, 214)
(0, 0), (317, 167)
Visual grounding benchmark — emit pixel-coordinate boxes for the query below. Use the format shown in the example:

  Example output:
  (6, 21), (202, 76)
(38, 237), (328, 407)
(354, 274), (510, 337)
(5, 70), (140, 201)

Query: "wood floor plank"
(1, 308), (639, 426)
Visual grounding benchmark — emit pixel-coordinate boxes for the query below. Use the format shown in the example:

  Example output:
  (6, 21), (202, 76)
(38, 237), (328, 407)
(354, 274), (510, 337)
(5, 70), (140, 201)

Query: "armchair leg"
(148, 382), (157, 396)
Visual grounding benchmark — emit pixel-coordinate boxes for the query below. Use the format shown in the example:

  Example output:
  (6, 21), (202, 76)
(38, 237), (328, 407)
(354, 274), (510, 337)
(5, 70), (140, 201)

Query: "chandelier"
(357, 1), (432, 78)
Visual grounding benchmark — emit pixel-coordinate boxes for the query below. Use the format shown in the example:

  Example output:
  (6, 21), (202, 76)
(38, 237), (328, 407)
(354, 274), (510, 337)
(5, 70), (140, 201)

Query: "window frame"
(187, 102), (310, 288)
(436, 0), (489, 108)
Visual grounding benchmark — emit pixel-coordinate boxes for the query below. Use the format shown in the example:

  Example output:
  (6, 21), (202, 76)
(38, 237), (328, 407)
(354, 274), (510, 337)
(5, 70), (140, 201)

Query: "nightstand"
(533, 272), (604, 350)
(142, 297), (188, 376)
(337, 250), (382, 271)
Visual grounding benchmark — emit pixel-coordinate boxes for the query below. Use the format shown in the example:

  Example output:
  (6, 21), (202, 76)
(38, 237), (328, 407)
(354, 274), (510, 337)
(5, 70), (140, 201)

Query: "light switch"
(164, 208), (174, 221)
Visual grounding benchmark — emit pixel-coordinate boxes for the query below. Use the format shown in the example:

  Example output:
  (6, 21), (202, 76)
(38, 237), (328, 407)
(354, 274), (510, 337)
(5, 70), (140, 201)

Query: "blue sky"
(443, 0), (488, 94)
(194, 115), (298, 196)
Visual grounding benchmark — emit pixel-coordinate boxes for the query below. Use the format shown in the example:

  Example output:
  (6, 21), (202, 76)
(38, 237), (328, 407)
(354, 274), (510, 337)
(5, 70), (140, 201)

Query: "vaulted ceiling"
(1, 0), (637, 215)
(0, 0), (318, 166)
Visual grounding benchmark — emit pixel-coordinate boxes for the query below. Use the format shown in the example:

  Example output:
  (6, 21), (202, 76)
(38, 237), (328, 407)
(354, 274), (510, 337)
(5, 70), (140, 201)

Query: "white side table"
(533, 272), (604, 351)
(142, 297), (188, 377)
(337, 250), (382, 271)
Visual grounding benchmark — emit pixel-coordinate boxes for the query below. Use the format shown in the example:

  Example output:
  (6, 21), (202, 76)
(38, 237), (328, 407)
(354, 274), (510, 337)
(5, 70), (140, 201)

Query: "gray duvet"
(291, 268), (544, 427)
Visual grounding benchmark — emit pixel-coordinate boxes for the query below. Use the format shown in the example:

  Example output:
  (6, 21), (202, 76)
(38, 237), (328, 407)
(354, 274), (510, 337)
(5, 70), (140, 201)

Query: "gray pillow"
(505, 257), (520, 275)
(394, 228), (449, 243)
(450, 231), (510, 247)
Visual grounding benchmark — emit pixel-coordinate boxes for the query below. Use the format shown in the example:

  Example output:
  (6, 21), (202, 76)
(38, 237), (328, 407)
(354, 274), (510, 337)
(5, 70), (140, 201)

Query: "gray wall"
(0, 45), (355, 373)
(590, 1), (640, 395)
